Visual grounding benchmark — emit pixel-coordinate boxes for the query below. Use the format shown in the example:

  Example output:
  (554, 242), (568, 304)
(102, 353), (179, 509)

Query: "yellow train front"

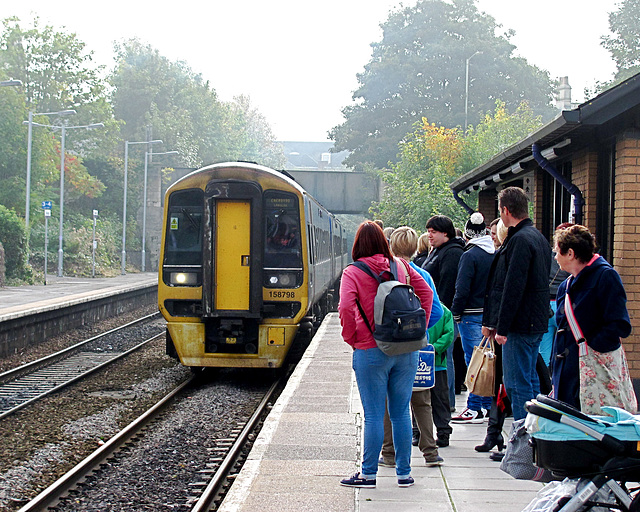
(159, 162), (347, 369)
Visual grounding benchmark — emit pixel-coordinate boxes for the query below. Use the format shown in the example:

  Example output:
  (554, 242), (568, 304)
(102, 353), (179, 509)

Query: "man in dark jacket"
(423, 215), (464, 444)
(482, 187), (551, 421)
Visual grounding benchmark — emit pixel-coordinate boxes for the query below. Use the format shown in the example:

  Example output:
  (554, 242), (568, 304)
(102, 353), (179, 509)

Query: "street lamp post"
(121, 139), (162, 274)
(464, 51), (482, 133)
(142, 150), (178, 272)
(24, 110), (76, 231)
(56, 122), (104, 277)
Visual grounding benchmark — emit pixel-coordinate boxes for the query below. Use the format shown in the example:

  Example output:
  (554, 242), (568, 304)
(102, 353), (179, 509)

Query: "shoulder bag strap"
(394, 257), (411, 284)
(563, 278), (585, 343)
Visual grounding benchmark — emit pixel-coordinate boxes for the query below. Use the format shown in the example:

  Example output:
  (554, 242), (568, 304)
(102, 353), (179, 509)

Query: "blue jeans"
(458, 314), (493, 411)
(353, 347), (418, 478)
(539, 300), (557, 367)
(502, 332), (543, 420)
(446, 323), (458, 408)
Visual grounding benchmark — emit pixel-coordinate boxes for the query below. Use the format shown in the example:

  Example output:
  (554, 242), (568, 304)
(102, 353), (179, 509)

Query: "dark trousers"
(453, 337), (467, 394)
(432, 370), (452, 438)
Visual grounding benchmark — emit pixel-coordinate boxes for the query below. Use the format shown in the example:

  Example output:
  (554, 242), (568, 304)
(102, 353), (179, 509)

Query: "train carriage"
(159, 162), (348, 369)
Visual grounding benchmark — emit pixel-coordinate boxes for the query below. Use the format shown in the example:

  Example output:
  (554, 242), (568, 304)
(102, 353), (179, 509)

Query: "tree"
(370, 100), (543, 230)
(110, 39), (285, 170)
(0, 16), (115, 223)
(227, 95), (286, 169)
(370, 120), (467, 229)
(0, 204), (31, 281)
(330, 0), (555, 171)
(461, 100), (543, 169)
(601, 0), (640, 83)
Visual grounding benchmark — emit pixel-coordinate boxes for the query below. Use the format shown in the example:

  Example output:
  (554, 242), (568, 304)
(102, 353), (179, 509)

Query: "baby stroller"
(523, 395), (640, 511)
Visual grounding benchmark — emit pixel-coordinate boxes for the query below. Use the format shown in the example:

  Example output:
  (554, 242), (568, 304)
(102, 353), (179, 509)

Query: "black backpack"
(351, 259), (428, 355)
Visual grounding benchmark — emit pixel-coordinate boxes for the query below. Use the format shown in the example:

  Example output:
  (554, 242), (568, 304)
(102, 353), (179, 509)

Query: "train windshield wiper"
(181, 208), (200, 230)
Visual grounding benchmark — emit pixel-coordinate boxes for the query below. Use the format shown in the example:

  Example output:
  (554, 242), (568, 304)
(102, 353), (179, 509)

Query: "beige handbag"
(464, 336), (496, 397)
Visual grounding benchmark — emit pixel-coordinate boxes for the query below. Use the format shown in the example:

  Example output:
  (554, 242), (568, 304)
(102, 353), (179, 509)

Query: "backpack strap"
(349, 261), (380, 283)
(348, 261), (377, 335)
(389, 258), (399, 281)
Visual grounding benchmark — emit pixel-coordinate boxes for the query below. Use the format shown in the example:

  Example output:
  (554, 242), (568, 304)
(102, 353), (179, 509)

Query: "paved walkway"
(219, 313), (544, 512)
(0, 272), (157, 320)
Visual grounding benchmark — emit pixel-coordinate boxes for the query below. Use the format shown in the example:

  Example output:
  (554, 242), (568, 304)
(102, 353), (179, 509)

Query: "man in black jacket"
(482, 187), (551, 421)
(422, 215), (465, 446)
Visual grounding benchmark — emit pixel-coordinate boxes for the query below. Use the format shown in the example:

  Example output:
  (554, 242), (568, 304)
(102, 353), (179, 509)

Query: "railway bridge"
(285, 169), (381, 215)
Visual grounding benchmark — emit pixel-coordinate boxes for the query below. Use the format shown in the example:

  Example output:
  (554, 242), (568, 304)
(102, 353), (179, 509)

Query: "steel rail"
(0, 311), (161, 384)
(18, 377), (195, 512)
(0, 331), (164, 420)
(191, 377), (282, 512)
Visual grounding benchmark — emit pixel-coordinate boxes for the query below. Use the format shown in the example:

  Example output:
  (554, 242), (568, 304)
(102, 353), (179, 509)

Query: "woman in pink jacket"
(339, 221), (433, 489)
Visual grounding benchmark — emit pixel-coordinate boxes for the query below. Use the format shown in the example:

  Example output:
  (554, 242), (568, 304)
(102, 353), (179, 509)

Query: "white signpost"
(42, 201), (52, 285)
(92, 210), (98, 277)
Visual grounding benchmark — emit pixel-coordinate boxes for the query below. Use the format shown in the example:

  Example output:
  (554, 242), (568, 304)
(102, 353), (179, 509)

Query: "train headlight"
(264, 271), (301, 288)
(279, 273), (293, 286)
(170, 272), (198, 286)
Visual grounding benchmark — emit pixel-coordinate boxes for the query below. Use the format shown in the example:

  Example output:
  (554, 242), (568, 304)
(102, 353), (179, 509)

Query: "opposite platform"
(0, 272), (157, 321)
(219, 313), (544, 512)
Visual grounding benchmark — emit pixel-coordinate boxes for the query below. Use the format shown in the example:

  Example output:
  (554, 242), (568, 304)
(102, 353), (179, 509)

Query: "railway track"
(0, 313), (164, 420)
(17, 373), (284, 512)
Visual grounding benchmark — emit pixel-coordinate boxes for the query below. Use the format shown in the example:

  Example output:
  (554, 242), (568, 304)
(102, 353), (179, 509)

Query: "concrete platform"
(0, 272), (157, 320)
(0, 272), (158, 357)
(219, 313), (544, 512)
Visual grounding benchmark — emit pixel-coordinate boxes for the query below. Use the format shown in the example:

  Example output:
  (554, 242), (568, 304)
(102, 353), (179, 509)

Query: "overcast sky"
(1, 0), (619, 141)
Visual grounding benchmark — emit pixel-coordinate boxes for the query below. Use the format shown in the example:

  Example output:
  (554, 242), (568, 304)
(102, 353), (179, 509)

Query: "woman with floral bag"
(551, 225), (636, 414)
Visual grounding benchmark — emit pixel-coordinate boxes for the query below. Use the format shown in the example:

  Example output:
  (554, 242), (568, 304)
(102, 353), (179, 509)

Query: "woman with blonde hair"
(413, 233), (431, 268)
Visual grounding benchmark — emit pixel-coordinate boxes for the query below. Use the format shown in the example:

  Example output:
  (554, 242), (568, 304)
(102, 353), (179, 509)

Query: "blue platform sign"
(41, 201), (52, 210)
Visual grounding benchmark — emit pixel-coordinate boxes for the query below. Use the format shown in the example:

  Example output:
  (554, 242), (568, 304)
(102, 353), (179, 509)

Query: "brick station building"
(450, 72), (640, 384)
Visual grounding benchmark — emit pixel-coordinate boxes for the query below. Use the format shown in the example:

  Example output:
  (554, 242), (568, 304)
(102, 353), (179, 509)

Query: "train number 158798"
(268, 290), (295, 299)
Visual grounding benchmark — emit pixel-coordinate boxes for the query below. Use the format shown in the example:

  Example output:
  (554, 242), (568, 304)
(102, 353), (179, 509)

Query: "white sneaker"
(451, 407), (484, 424)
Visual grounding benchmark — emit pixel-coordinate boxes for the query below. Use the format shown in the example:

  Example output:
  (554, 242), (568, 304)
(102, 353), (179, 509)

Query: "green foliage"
(0, 20), (285, 281)
(601, 0), (640, 84)
(370, 101), (544, 231)
(330, 0), (556, 171)
(110, 40), (284, 169)
(462, 100), (543, 169)
(0, 204), (32, 281)
(29, 212), (122, 277)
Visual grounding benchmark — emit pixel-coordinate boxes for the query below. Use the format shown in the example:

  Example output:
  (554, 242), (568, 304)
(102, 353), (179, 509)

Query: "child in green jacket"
(429, 305), (454, 448)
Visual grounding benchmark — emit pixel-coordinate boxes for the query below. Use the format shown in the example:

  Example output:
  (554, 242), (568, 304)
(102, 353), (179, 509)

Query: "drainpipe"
(531, 143), (584, 225)
(453, 190), (475, 215)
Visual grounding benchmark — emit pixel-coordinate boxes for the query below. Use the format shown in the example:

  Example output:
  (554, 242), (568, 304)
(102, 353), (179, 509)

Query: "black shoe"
(436, 436), (449, 447)
(489, 451), (505, 462)
(474, 434), (505, 453)
(412, 433), (420, 446)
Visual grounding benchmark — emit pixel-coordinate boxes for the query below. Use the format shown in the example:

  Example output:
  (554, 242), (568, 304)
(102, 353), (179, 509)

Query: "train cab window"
(263, 191), (303, 288)
(164, 189), (204, 266)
